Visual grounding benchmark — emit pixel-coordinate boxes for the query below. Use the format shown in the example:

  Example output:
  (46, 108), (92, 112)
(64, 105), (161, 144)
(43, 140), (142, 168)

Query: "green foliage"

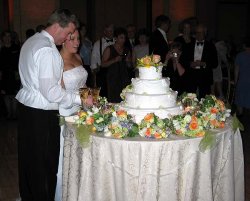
(199, 130), (216, 153)
(232, 113), (244, 132)
(75, 124), (92, 148)
(59, 116), (65, 126)
(127, 123), (139, 137)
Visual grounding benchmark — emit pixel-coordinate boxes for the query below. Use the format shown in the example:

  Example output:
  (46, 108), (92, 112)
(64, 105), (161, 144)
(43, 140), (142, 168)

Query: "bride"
(55, 29), (90, 200)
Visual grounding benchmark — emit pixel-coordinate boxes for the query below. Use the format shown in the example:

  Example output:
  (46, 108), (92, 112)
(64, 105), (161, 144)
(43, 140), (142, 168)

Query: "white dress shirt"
(90, 37), (114, 70)
(194, 40), (204, 61)
(16, 30), (81, 110)
(157, 28), (168, 43)
(194, 40), (204, 68)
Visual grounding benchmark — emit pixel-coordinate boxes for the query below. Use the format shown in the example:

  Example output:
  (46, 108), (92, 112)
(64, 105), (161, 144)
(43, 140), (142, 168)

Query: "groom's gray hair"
(47, 9), (79, 29)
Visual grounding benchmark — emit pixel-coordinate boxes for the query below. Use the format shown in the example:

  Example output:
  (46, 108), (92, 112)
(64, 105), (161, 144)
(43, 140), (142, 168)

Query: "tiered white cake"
(120, 66), (183, 123)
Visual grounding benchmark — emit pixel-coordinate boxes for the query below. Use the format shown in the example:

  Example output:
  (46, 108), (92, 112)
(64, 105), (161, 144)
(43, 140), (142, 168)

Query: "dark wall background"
(0, 0), (249, 45)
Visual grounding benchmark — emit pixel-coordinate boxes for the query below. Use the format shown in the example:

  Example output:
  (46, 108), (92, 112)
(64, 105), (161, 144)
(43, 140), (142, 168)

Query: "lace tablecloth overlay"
(63, 122), (244, 201)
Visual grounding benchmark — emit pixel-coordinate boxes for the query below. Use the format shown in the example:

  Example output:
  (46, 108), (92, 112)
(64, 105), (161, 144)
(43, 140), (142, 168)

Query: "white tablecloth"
(62, 122), (244, 201)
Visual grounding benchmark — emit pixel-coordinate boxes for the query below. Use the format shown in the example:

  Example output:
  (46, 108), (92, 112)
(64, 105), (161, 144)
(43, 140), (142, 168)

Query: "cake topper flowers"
(136, 54), (162, 68)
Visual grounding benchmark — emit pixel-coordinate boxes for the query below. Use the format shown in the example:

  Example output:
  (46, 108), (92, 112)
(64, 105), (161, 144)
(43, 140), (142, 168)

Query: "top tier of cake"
(138, 66), (163, 79)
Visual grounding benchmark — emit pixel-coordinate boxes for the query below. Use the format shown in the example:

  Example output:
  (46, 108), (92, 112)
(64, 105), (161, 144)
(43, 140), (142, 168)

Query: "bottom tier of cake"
(119, 104), (183, 123)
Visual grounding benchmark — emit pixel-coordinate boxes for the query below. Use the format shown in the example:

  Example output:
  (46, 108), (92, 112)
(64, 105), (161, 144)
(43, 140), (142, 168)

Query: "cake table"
(62, 120), (244, 201)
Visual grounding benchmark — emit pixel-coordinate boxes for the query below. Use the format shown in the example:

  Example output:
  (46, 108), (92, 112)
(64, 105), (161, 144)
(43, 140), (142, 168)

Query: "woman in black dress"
(101, 27), (131, 103)
(163, 42), (191, 96)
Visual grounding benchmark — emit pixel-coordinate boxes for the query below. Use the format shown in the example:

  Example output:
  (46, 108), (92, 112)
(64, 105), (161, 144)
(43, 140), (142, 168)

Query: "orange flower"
(113, 133), (121, 138)
(211, 107), (218, 114)
(116, 110), (127, 118)
(145, 128), (152, 137)
(219, 121), (225, 128)
(86, 116), (94, 125)
(144, 113), (154, 122)
(176, 129), (182, 135)
(189, 121), (198, 130)
(210, 119), (219, 127)
(154, 132), (162, 139)
(196, 131), (205, 137)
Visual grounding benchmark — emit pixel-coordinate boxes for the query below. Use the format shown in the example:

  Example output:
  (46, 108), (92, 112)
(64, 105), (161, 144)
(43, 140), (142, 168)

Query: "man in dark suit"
(183, 24), (218, 98)
(149, 15), (171, 63)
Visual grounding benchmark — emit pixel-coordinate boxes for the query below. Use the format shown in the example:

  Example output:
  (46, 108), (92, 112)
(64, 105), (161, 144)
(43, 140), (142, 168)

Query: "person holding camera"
(163, 42), (190, 95)
(101, 27), (131, 103)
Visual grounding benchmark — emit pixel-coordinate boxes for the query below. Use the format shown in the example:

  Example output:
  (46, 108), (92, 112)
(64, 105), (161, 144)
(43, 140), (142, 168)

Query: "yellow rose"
(142, 56), (151, 66)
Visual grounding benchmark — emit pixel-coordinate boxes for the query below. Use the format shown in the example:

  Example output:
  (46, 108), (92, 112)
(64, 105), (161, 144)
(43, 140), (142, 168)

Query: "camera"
(172, 52), (178, 58)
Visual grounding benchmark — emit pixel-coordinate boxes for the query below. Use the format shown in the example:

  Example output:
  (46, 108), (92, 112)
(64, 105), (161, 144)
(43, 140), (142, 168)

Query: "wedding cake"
(120, 58), (183, 123)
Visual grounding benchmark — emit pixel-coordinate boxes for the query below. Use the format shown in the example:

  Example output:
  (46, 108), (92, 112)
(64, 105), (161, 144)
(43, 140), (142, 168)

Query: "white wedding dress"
(55, 66), (88, 201)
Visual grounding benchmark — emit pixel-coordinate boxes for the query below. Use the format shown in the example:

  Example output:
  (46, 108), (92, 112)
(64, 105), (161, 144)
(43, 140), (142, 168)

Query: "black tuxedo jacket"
(149, 29), (169, 63)
(183, 40), (218, 86)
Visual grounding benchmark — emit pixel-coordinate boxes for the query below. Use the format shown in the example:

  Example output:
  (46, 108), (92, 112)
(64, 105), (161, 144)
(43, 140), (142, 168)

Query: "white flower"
(112, 111), (117, 117)
(173, 120), (181, 130)
(87, 111), (93, 116)
(92, 106), (99, 114)
(104, 126), (112, 137)
(184, 115), (191, 123)
(225, 110), (231, 117)
(139, 127), (147, 137)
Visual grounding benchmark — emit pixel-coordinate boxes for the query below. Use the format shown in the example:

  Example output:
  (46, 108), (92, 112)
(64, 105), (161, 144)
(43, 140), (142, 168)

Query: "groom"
(16, 9), (81, 201)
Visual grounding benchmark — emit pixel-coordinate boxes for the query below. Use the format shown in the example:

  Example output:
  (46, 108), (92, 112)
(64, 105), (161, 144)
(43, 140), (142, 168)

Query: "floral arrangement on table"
(173, 94), (231, 137)
(173, 94), (232, 151)
(103, 109), (139, 138)
(71, 93), (243, 151)
(138, 113), (173, 139)
(136, 54), (162, 68)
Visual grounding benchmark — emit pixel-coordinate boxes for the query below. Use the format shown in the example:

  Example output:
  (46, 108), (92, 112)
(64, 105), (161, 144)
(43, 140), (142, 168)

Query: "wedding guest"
(79, 23), (93, 87)
(15, 9), (87, 201)
(125, 24), (136, 51)
(11, 31), (21, 47)
(125, 24), (137, 79)
(164, 42), (189, 95)
(101, 27), (131, 103)
(234, 38), (250, 116)
(212, 40), (229, 100)
(0, 30), (20, 120)
(90, 23), (114, 96)
(55, 29), (89, 201)
(183, 24), (218, 98)
(174, 20), (195, 51)
(149, 15), (171, 64)
(132, 28), (149, 76)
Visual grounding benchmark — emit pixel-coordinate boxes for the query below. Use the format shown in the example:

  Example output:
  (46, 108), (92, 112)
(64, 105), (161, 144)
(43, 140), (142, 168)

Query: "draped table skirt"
(62, 121), (244, 201)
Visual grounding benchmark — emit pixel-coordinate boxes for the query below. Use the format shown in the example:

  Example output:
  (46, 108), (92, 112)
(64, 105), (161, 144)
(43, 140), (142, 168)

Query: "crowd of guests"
(0, 8), (249, 201)
(0, 14), (249, 119)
